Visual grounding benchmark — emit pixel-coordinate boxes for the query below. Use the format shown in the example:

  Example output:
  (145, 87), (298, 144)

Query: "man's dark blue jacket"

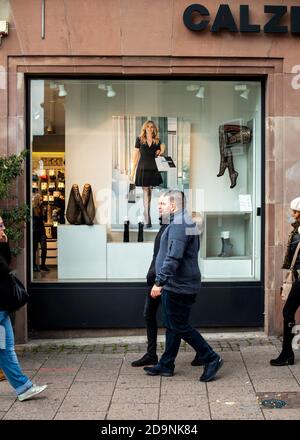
(155, 209), (201, 295)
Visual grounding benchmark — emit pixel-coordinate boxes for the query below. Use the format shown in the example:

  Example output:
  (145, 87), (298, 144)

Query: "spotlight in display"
(58, 84), (67, 97)
(195, 86), (205, 98)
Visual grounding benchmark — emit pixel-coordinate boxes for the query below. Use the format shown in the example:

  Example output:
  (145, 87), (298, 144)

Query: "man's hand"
(150, 285), (162, 298)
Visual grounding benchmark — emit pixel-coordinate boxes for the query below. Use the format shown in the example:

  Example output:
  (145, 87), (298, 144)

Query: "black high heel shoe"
(270, 352), (295, 366)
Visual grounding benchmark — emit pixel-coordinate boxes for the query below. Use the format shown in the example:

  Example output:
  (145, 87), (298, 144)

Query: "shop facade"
(0, 1), (300, 342)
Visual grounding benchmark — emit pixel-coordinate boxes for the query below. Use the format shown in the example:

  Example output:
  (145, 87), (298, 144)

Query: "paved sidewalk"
(0, 335), (300, 420)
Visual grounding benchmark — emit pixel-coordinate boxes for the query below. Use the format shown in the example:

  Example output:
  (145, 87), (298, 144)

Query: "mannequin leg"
(226, 149), (239, 189)
(143, 187), (152, 227)
(217, 128), (227, 177)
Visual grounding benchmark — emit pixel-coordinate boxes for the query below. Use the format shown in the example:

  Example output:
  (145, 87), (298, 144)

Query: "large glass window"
(30, 79), (262, 282)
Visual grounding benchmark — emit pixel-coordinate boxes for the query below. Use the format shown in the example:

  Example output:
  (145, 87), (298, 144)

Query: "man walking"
(131, 195), (203, 367)
(144, 190), (223, 382)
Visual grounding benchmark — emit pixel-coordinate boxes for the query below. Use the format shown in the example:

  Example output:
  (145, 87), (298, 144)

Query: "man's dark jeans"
(144, 288), (161, 358)
(159, 289), (216, 372)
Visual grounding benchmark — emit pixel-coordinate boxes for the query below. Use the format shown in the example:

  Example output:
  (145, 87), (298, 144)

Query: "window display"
(30, 79), (262, 282)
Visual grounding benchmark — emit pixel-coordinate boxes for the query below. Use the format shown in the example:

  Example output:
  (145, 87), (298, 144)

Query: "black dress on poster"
(134, 137), (163, 187)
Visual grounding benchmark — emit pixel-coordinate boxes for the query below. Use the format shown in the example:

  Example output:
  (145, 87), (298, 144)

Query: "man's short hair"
(163, 190), (186, 209)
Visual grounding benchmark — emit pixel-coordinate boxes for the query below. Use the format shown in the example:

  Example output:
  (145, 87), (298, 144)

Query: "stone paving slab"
(262, 409), (300, 420)
(54, 411), (106, 420)
(74, 369), (119, 382)
(159, 400), (211, 420)
(160, 380), (207, 396)
(67, 381), (116, 396)
(116, 374), (161, 389)
(112, 387), (160, 404)
(3, 409), (57, 420)
(251, 378), (300, 392)
(209, 402), (264, 420)
(0, 396), (16, 412)
(107, 403), (159, 420)
(59, 395), (111, 413)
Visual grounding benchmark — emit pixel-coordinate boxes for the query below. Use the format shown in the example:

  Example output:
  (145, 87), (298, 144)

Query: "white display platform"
(57, 225), (107, 279)
(200, 258), (252, 279)
(107, 243), (153, 279)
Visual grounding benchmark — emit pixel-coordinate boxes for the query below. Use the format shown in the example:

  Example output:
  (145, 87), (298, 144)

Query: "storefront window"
(30, 79), (262, 282)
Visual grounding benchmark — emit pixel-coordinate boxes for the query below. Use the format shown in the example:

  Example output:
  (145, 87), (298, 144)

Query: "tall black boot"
(218, 232), (233, 257)
(222, 238), (233, 257)
(138, 221), (144, 242)
(123, 219), (130, 242)
(270, 320), (295, 366)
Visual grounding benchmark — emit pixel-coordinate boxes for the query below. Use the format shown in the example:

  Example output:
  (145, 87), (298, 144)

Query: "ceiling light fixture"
(240, 89), (250, 100)
(98, 83), (116, 98)
(195, 86), (205, 98)
(240, 89), (250, 99)
(106, 85), (116, 98)
(58, 84), (67, 97)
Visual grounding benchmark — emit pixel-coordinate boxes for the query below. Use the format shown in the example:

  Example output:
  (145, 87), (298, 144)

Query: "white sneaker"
(18, 384), (47, 402)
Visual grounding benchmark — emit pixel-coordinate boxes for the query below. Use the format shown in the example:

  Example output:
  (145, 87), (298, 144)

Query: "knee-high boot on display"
(270, 320), (295, 366)
(73, 184), (93, 225)
(123, 218), (130, 242)
(138, 219), (144, 242)
(82, 184), (96, 223)
(218, 231), (233, 257)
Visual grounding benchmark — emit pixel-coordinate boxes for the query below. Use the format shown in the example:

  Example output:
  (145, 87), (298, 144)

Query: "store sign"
(183, 4), (300, 33)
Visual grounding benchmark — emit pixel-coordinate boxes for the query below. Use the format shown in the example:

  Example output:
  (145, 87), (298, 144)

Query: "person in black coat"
(131, 195), (203, 367)
(0, 216), (47, 401)
(270, 197), (300, 366)
(32, 193), (49, 272)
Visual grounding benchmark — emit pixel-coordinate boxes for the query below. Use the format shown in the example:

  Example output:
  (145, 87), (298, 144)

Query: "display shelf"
(202, 212), (252, 259)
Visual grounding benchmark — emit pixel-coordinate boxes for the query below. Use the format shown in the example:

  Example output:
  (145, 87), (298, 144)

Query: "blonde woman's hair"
(139, 120), (160, 145)
(32, 193), (42, 216)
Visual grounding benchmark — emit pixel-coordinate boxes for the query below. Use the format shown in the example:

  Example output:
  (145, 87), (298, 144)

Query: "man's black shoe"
(191, 353), (204, 366)
(270, 352), (294, 366)
(144, 365), (174, 377)
(131, 354), (158, 367)
(40, 265), (50, 272)
(200, 356), (224, 382)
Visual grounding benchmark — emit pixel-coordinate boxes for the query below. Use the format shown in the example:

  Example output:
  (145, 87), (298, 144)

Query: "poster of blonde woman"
(111, 116), (191, 231)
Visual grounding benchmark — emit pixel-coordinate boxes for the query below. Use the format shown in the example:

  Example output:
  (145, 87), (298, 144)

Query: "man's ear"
(170, 202), (176, 213)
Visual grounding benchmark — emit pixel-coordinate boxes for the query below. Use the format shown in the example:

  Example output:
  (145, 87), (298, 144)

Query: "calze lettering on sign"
(183, 4), (300, 34)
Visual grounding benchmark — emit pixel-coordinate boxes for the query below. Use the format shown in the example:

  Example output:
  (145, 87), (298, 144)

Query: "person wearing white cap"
(270, 197), (300, 366)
